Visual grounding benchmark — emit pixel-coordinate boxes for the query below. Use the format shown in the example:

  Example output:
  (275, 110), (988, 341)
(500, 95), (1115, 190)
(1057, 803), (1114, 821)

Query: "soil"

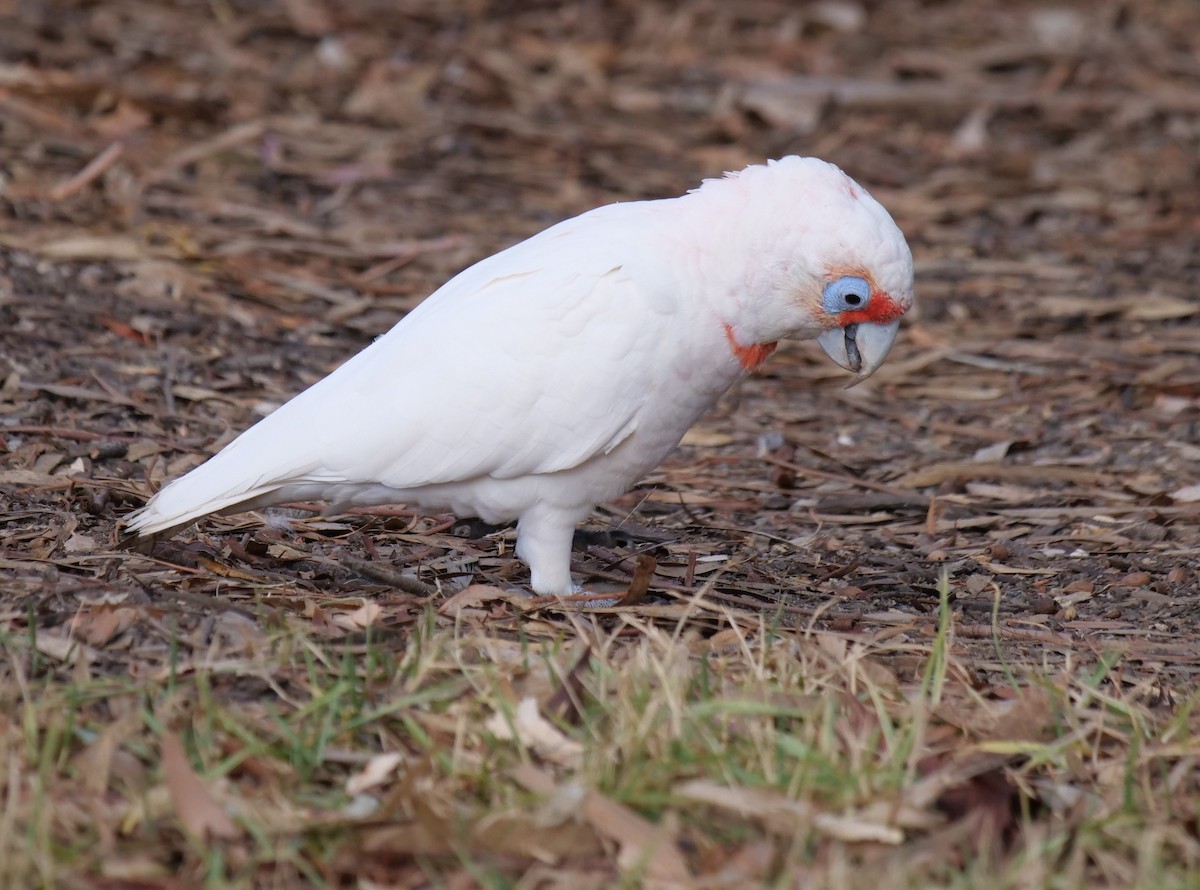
(3, 0), (1200, 679)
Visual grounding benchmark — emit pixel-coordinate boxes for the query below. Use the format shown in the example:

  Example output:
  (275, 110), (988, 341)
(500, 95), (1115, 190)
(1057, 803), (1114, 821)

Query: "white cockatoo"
(127, 157), (914, 596)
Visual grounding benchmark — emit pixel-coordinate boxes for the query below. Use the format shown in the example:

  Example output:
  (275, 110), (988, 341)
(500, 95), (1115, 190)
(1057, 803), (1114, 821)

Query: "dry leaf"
(1040, 294), (1199, 320)
(679, 428), (735, 447)
(471, 810), (603, 860)
(898, 461), (1101, 488)
(63, 532), (97, 553)
(74, 711), (144, 795)
(972, 441), (1012, 462)
(281, 0), (333, 35)
(617, 554), (657, 606)
(194, 557), (264, 583)
(34, 632), (97, 663)
(31, 234), (148, 260)
(265, 541), (310, 561)
(345, 752), (404, 795)
(486, 698), (583, 769)
(70, 605), (137, 647)
(0, 469), (69, 487)
(509, 765), (695, 888)
(161, 733), (241, 841)
(330, 601), (383, 631)
(438, 584), (522, 616)
(675, 779), (817, 835)
(677, 779), (903, 844)
(1170, 483), (1200, 503)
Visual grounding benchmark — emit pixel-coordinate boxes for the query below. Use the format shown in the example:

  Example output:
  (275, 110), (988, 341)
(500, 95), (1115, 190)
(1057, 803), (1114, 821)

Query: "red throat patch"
(723, 324), (778, 371)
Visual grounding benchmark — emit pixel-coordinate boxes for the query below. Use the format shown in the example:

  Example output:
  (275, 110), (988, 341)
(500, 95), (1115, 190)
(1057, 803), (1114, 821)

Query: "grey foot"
(504, 582), (623, 608)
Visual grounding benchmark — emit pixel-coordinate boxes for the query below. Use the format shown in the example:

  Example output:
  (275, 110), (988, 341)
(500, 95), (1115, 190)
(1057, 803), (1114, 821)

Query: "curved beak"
(817, 319), (900, 385)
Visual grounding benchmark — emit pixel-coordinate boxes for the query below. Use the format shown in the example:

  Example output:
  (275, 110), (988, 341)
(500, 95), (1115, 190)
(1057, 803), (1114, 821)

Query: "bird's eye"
(822, 275), (872, 315)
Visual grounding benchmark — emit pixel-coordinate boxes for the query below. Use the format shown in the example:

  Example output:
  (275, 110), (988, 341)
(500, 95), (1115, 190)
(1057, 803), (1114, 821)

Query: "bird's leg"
(515, 507), (583, 597)
(515, 507), (626, 606)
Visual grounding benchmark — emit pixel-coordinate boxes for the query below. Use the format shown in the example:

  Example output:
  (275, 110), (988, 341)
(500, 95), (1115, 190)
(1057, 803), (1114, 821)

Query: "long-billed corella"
(127, 156), (914, 596)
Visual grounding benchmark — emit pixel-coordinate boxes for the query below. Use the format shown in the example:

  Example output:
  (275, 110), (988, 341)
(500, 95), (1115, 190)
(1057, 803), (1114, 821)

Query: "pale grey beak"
(817, 319), (900, 384)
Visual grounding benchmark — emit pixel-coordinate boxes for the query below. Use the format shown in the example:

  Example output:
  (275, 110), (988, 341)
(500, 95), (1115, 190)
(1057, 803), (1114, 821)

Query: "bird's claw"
(507, 583), (622, 608)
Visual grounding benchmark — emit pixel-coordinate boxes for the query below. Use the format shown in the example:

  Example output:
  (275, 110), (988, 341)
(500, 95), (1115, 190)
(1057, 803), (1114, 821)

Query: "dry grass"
(1, 576), (1198, 887)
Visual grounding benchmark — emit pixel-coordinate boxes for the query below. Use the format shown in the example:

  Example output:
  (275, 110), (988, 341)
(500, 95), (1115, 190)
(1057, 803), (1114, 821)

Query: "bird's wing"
(315, 241), (665, 486)
(128, 204), (679, 532)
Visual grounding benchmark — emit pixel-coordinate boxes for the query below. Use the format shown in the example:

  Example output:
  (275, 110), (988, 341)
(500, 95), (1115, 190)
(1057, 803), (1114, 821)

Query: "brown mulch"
(3, 0), (1200, 680)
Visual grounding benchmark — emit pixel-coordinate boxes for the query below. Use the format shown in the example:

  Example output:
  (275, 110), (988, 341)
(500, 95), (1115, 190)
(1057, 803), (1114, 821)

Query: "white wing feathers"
(126, 203), (675, 535)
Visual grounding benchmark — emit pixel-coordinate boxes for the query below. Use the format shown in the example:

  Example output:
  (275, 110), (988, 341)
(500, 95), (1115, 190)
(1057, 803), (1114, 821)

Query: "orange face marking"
(823, 265), (908, 326)
(723, 323), (778, 371)
(841, 291), (906, 326)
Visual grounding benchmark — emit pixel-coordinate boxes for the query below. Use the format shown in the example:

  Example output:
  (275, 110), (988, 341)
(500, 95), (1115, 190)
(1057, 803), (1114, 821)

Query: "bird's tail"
(123, 409), (329, 537)
(124, 464), (287, 537)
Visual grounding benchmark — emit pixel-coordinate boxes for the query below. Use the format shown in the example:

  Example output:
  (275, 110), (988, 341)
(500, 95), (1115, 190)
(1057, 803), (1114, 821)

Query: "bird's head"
(812, 263), (910, 385)
(696, 156), (914, 383)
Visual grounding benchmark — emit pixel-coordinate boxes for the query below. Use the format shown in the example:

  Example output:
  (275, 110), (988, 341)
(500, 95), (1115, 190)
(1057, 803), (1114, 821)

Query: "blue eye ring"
(822, 275), (871, 314)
